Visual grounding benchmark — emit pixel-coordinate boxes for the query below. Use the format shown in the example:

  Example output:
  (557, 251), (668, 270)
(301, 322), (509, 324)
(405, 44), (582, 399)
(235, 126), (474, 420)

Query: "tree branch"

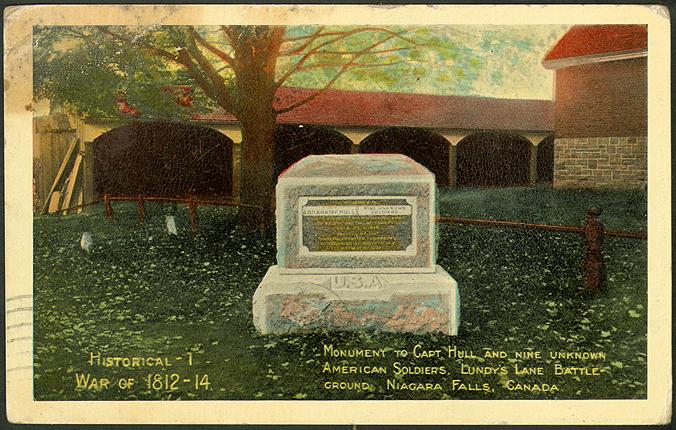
(203, 28), (234, 46)
(278, 26), (325, 56)
(295, 60), (406, 72)
(275, 27), (417, 89)
(222, 26), (241, 49)
(186, 29), (238, 112)
(314, 46), (414, 56)
(275, 32), (404, 114)
(189, 26), (237, 70)
(280, 27), (328, 42)
(279, 26), (418, 45)
(262, 27), (287, 75)
(275, 31), (359, 89)
(175, 50), (219, 101)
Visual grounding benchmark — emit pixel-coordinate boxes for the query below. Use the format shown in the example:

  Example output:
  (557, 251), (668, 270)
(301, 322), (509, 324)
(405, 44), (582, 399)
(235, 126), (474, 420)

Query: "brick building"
(543, 25), (648, 188)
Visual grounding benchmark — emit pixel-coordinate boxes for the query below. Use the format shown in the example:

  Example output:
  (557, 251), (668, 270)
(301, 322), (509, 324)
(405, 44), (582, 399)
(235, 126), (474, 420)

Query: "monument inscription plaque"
(253, 154), (460, 335)
(300, 196), (415, 254)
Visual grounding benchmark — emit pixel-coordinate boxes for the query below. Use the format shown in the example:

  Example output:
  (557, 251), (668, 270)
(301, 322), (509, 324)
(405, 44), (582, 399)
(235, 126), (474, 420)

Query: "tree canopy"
(34, 25), (566, 120)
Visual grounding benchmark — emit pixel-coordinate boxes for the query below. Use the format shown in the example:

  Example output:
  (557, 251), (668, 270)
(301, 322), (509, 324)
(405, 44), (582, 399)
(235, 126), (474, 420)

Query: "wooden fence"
(33, 114), (77, 213)
(436, 215), (647, 240)
(438, 208), (646, 291)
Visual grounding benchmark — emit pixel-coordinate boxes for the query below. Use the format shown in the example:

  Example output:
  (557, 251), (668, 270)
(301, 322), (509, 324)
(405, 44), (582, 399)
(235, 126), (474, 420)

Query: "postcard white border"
(4, 4), (671, 425)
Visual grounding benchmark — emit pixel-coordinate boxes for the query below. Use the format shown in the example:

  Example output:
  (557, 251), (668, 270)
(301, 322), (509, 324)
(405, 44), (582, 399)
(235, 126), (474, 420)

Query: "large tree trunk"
(231, 26), (285, 232)
(238, 101), (277, 232)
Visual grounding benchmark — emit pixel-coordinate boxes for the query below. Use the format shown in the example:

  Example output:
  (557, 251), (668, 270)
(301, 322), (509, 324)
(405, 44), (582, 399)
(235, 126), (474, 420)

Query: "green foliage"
(34, 188), (646, 400)
(33, 26), (216, 120)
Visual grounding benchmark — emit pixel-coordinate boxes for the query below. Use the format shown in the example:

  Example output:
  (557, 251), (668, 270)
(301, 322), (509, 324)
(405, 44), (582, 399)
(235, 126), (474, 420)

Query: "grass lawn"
(438, 185), (648, 231)
(34, 187), (647, 400)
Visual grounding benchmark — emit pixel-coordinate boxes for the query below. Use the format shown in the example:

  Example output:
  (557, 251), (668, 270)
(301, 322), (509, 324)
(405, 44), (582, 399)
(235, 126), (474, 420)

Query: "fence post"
(583, 207), (605, 291)
(104, 193), (113, 219)
(136, 195), (146, 223)
(188, 195), (198, 232)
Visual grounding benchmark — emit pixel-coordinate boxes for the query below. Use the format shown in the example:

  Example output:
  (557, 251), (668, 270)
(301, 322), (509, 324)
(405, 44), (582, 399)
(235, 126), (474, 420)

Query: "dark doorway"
(537, 135), (554, 183)
(456, 132), (531, 186)
(93, 121), (233, 198)
(359, 127), (451, 186)
(274, 124), (352, 177)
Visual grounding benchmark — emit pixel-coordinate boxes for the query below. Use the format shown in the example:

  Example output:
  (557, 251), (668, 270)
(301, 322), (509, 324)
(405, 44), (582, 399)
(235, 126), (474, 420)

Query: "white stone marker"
(253, 154), (460, 335)
(165, 215), (178, 235)
(80, 232), (94, 253)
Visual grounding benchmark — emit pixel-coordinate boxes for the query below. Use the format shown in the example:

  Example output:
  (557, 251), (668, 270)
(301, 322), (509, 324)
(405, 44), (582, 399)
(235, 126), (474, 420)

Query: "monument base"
(253, 265), (460, 335)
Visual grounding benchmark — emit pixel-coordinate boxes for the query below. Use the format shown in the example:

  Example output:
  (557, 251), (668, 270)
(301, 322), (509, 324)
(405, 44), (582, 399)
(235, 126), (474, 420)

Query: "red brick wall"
(554, 57), (647, 138)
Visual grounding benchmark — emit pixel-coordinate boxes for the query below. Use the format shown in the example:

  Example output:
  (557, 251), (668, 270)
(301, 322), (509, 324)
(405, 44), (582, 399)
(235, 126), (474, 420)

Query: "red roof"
(544, 25), (647, 63)
(196, 87), (553, 131)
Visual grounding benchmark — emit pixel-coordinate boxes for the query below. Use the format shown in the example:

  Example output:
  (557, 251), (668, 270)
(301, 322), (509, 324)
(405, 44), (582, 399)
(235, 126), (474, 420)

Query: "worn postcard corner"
(4, 3), (672, 426)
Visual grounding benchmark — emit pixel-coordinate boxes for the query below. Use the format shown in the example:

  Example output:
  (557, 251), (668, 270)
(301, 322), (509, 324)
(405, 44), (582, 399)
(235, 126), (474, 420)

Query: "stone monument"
(253, 154), (460, 335)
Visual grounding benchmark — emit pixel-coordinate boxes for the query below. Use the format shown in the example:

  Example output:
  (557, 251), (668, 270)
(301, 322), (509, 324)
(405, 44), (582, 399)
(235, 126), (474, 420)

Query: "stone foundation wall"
(554, 136), (647, 189)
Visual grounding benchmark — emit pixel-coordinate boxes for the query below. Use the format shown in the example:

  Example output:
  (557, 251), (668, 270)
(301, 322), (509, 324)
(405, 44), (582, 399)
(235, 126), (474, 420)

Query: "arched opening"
(456, 132), (531, 186)
(359, 127), (451, 185)
(536, 135), (554, 183)
(274, 124), (352, 177)
(93, 121), (233, 198)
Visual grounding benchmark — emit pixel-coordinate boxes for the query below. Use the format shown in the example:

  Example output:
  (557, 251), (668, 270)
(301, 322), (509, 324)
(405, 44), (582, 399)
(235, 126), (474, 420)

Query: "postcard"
(4, 4), (671, 425)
